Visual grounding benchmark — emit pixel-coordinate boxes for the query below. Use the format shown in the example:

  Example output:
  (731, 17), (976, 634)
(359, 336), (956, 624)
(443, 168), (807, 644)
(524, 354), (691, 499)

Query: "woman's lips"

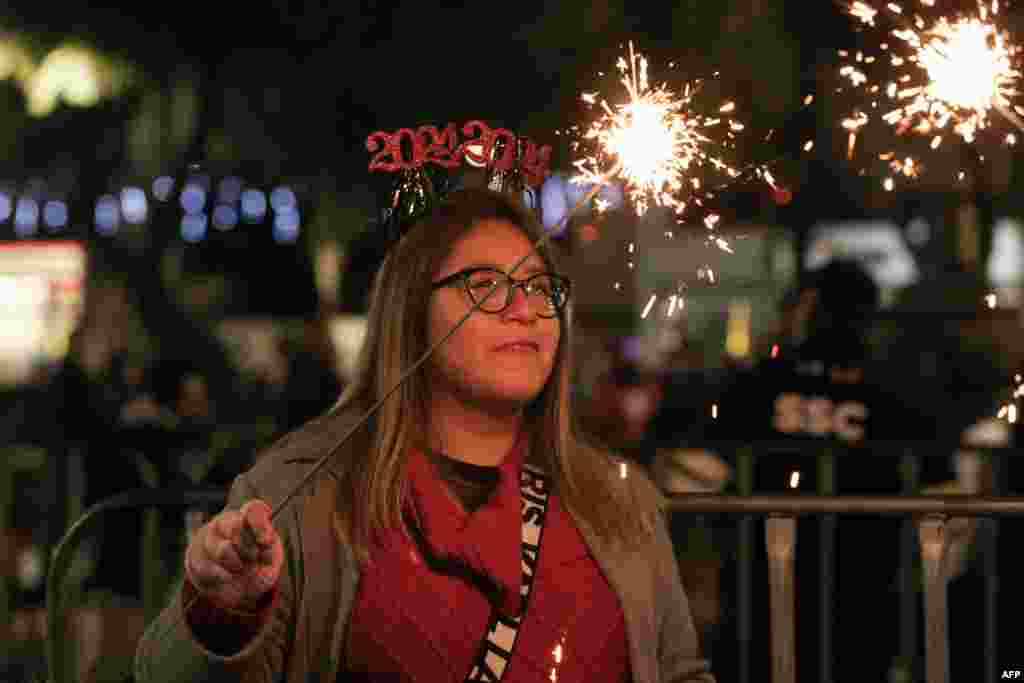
(494, 342), (539, 352)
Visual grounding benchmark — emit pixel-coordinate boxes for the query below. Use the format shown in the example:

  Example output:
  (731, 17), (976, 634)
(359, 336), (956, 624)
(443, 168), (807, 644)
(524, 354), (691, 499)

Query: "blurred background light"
(181, 213), (208, 242)
(14, 198), (39, 237)
(152, 176), (174, 201)
(213, 204), (239, 231)
(218, 176), (243, 205)
(272, 208), (300, 243)
(241, 188), (267, 222)
(43, 200), (68, 230)
(269, 186), (297, 213)
(180, 183), (206, 215)
(0, 192), (11, 223)
(95, 194), (120, 235)
(26, 46), (101, 117)
(121, 186), (148, 224)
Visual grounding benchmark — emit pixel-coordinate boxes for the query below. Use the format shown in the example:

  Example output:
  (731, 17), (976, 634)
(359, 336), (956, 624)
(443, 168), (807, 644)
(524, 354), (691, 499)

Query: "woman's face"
(428, 218), (562, 413)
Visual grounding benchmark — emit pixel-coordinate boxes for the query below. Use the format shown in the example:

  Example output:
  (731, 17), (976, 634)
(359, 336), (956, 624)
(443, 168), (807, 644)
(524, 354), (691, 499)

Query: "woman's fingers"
(190, 558), (232, 591)
(242, 500), (274, 543)
(184, 500), (283, 610)
(209, 535), (245, 574)
(186, 540), (233, 590)
(238, 501), (277, 564)
(214, 509), (243, 541)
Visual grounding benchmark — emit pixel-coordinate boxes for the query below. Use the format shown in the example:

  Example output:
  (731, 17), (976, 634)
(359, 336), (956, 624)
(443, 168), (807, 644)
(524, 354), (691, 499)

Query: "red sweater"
(185, 439), (630, 682)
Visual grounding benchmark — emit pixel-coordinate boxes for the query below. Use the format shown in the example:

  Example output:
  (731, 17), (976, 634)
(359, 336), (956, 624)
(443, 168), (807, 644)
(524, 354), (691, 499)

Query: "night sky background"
(3, 0), (1024, 317)
(0, 0), (855, 180)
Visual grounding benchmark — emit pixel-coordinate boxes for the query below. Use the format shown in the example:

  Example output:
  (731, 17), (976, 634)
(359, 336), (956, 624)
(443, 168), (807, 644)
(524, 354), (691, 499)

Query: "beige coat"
(134, 416), (715, 683)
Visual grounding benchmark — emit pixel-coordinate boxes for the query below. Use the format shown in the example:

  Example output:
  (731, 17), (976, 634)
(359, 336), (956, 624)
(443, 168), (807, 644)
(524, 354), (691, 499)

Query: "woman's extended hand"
(184, 499), (284, 611)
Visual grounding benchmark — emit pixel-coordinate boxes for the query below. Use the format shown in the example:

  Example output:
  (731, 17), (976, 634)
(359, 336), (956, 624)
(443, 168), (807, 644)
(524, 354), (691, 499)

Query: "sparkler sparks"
(570, 43), (773, 321)
(572, 42), (746, 238)
(838, 0), (1024, 189)
(998, 373), (1023, 423)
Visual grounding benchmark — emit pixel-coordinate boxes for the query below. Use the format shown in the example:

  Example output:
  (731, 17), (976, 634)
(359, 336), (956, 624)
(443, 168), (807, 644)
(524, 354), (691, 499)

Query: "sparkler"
(838, 0), (1024, 189)
(570, 42), (779, 320)
(572, 42), (750, 231)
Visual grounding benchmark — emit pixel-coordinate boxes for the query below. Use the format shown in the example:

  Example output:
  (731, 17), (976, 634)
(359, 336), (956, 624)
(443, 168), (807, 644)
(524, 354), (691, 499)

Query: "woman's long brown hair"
(324, 188), (661, 563)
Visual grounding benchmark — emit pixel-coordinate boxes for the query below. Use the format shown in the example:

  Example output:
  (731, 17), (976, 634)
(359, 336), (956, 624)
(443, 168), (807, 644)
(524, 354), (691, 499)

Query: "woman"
(135, 188), (714, 683)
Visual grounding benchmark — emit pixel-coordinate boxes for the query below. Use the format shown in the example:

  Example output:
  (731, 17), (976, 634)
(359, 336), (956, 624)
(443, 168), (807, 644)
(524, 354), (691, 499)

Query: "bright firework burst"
(568, 42), (776, 320)
(570, 42), (754, 234)
(838, 0), (1024, 189)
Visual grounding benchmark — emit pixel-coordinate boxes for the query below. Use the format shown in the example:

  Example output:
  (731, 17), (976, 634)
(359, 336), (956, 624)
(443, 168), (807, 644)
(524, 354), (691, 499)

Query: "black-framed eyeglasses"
(430, 267), (572, 318)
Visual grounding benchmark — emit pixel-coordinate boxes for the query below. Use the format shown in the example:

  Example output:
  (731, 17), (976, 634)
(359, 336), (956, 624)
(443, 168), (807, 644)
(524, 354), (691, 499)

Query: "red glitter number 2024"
(366, 121), (551, 184)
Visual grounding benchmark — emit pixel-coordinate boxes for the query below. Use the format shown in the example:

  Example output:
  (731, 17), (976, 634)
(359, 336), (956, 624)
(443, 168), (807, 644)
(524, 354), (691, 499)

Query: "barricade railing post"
(817, 450), (836, 683)
(765, 515), (797, 683)
(736, 446), (754, 683)
(918, 514), (949, 683)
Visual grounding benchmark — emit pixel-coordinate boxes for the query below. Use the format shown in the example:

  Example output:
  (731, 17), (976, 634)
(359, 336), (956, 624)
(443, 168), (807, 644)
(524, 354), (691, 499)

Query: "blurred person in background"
(651, 258), (967, 682)
(275, 316), (345, 435)
(582, 337), (664, 466)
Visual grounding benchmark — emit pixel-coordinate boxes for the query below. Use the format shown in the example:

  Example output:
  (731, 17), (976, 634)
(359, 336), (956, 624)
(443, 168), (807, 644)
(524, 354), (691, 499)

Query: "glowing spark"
(999, 373), (1024, 423)
(667, 294), (680, 317)
(711, 403), (719, 419)
(985, 292), (998, 308)
(573, 41), (746, 218)
(838, 0), (1024, 187)
(804, 140), (815, 151)
(620, 462), (628, 479)
(574, 43), (757, 323)
(771, 343), (780, 358)
(789, 471), (801, 489)
(549, 637), (567, 681)
(641, 294), (658, 319)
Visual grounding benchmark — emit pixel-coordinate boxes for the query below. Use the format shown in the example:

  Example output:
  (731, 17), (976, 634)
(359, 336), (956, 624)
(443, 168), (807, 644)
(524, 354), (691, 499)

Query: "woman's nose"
(503, 284), (534, 318)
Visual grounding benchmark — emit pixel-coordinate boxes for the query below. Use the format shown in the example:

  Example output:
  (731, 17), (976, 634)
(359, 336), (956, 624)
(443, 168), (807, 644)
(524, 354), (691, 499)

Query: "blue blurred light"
(213, 204), (239, 231)
(218, 176), (243, 205)
(180, 183), (207, 215)
(43, 200), (68, 230)
(273, 208), (300, 243)
(540, 173), (625, 236)
(14, 198), (38, 236)
(241, 189), (267, 221)
(0, 193), (11, 222)
(540, 175), (570, 235)
(152, 176), (174, 201)
(621, 336), (643, 362)
(121, 186), (148, 224)
(270, 186), (297, 212)
(181, 213), (208, 242)
(95, 195), (120, 235)
(597, 182), (625, 210)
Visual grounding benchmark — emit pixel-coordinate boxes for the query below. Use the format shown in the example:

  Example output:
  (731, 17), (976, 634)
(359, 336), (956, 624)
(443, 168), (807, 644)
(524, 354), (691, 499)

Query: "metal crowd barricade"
(42, 445), (1021, 683)
(664, 440), (1022, 683)
(45, 487), (227, 683)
